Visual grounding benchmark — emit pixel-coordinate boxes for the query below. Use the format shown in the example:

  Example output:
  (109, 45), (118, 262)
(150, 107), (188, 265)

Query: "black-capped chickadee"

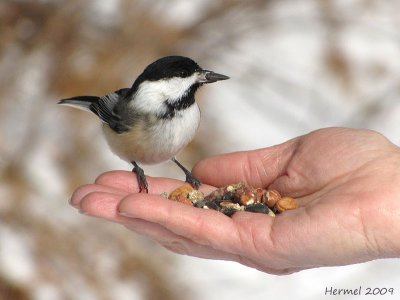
(59, 56), (229, 192)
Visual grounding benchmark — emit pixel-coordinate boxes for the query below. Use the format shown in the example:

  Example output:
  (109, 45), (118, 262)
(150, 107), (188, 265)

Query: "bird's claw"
(185, 173), (201, 190)
(132, 162), (149, 193)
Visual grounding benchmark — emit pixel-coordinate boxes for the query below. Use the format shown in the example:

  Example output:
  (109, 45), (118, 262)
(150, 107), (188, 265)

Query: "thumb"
(192, 140), (296, 188)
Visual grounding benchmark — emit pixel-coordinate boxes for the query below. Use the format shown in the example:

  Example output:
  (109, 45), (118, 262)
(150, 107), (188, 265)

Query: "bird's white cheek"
(161, 75), (197, 100)
(130, 75), (198, 113)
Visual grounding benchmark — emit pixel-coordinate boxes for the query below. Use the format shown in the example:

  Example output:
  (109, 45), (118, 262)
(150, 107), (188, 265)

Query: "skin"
(70, 127), (400, 275)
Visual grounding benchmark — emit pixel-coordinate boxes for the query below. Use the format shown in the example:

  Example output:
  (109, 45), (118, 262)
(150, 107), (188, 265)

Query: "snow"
(0, 227), (36, 284)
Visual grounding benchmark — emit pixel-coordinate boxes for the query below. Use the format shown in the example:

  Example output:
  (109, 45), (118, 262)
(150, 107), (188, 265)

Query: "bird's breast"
(102, 104), (201, 164)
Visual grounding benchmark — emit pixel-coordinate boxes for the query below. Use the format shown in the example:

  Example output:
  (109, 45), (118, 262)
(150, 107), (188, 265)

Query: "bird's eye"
(179, 70), (188, 77)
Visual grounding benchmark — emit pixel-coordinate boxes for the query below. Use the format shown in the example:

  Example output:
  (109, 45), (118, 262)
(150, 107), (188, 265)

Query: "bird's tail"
(58, 95), (99, 113)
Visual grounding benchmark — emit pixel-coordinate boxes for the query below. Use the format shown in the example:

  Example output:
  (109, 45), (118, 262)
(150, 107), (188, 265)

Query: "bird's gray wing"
(92, 88), (132, 133)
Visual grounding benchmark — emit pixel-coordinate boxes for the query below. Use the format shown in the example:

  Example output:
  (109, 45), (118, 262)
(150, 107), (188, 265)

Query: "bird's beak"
(199, 70), (230, 83)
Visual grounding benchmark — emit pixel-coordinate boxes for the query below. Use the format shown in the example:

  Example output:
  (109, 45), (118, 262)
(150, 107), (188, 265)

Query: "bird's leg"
(171, 157), (201, 189)
(131, 161), (148, 193)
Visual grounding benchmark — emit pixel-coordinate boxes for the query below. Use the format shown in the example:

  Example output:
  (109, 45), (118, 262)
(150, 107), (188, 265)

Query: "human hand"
(70, 128), (400, 274)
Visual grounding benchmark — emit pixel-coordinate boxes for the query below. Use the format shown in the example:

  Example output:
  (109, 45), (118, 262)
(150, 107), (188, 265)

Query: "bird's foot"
(185, 172), (201, 190)
(171, 157), (201, 190)
(131, 161), (148, 193)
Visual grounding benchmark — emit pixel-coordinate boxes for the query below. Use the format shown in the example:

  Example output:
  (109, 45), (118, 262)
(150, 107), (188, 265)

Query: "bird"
(58, 55), (229, 193)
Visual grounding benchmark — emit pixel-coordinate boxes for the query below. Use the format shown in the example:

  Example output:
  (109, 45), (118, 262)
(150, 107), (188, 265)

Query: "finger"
(192, 141), (296, 188)
(70, 183), (128, 208)
(95, 171), (182, 193)
(78, 191), (126, 223)
(122, 219), (241, 261)
(76, 188), (240, 260)
(94, 170), (215, 194)
(118, 193), (240, 250)
(117, 194), (283, 258)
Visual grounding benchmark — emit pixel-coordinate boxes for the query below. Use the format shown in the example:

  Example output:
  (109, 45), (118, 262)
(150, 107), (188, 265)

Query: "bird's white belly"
(102, 104), (201, 164)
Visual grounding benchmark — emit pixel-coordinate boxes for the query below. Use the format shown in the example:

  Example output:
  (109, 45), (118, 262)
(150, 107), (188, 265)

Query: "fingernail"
(118, 211), (132, 218)
(69, 197), (79, 208)
(78, 209), (87, 215)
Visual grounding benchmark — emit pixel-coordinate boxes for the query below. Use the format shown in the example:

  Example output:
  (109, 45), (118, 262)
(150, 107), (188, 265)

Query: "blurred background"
(1, 0), (399, 299)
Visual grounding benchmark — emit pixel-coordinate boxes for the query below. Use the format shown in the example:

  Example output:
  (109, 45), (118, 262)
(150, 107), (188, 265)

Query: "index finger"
(94, 170), (216, 194)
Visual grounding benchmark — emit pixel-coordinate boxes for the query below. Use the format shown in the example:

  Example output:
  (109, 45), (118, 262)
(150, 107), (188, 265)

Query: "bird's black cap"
(140, 56), (201, 81)
(130, 56), (229, 95)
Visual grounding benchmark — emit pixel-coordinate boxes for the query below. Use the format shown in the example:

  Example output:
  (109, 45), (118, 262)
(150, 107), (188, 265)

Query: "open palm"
(71, 128), (400, 274)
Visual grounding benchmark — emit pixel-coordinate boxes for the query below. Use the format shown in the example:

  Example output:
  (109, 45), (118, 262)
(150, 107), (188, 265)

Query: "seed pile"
(164, 182), (298, 217)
